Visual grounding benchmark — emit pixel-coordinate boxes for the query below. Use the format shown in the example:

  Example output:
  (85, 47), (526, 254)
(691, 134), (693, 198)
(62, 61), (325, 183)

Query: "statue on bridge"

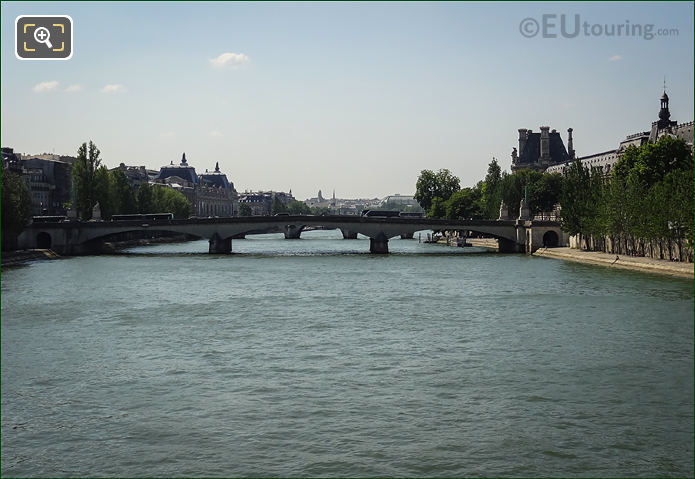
(518, 196), (530, 220)
(498, 201), (509, 220)
(91, 202), (102, 221)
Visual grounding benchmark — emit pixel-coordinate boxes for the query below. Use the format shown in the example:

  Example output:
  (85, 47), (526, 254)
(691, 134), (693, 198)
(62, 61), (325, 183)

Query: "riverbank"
(1, 249), (60, 267)
(1, 235), (193, 267)
(534, 247), (694, 279)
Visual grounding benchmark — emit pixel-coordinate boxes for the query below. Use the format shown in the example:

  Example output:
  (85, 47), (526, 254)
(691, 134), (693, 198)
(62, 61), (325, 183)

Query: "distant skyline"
(2, 1), (693, 200)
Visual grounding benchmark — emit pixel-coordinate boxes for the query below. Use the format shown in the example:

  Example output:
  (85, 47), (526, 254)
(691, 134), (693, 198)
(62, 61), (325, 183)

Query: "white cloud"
(33, 81), (59, 93)
(101, 84), (125, 94)
(608, 55), (622, 62)
(160, 131), (175, 138)
(209, 130), (223, 137)
(65, 84), (82, 93)
(209, 52), (250, 69)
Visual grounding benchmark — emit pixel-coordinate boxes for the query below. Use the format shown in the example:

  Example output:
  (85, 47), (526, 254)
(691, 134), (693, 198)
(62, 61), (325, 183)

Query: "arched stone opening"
(543, 230), (560, 247)
(36, 232), (52, 249)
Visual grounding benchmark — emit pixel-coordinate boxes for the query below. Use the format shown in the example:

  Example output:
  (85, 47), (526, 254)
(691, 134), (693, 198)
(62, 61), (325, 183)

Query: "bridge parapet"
(17, 215), (565, 255)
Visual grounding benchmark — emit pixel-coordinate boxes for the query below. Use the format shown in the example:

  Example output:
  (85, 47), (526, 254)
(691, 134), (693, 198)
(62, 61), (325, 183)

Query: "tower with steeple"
(650, 88), (679, 142)
(657, 90), (676, 131)
(544, 88), (693, 177)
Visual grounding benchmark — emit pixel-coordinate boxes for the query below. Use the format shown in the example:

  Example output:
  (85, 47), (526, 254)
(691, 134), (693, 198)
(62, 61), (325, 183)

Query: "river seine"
(2, 230), (693, 477)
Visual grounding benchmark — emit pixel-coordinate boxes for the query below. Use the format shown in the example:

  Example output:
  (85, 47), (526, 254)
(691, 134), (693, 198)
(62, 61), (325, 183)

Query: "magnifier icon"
(33, 27), (53, 49)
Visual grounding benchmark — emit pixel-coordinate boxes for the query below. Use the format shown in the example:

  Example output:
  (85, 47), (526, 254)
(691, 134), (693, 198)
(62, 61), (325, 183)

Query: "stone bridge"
(17, 215), (566, 255)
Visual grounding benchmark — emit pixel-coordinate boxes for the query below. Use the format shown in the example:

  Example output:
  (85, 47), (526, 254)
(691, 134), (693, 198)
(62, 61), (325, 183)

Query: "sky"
(1, 1), (693, 200)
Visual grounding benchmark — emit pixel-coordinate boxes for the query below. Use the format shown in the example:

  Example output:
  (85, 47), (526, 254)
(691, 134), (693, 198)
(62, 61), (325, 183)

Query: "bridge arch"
(87, 228), (207, 244)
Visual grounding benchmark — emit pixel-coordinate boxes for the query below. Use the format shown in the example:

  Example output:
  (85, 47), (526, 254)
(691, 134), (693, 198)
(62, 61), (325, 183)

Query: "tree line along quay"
(413, 134), (693, 262)
(3, 135), (692, 264)
(2, 93), (693, 263)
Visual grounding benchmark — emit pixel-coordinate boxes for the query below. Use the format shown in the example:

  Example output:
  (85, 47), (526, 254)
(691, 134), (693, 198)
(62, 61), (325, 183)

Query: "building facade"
(544, 92), (693, 176)
(113, 163), (158, 189)
(238, 190), (295, 216)
(154, 153), (238, 217)
(511, 127), (573, 172)
(20, 156), (72, 216)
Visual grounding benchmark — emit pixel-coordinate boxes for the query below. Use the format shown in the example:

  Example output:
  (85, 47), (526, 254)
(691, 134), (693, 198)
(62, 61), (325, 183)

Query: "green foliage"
(444, 187), (483, 219)
(238, 203), (252, 216)
(271, 196), (288, 215)
(287, 200), (312, 215)
(112, 170), (137, 214)
(560, 160), (606, 236)
(615, 135), (693, 187)
(73, 155), (141, 220)
(150, 186), (192, 219)
(1, 168), (32, 245)
(310, 206), (332, 216)
(136, 182), (154, 214)
(561, 136), (693, 251)
(500, 169), (544, 216)
(414, 169), (460, 214)
(428, 196), (447, 218)
(94, 166), (115, 219)
(72, 141), (102, 220)
(530, 172), (563, 214)
(481, 158), (503, 219)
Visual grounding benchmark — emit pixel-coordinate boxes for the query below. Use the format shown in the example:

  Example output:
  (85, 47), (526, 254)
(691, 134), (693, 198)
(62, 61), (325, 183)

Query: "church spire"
(215, 161), (220, 173)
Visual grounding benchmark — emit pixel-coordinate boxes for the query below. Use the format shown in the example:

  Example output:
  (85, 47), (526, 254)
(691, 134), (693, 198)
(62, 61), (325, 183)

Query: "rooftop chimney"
(518, 128), (528, 156)
(567, 128), (575, 159)
(540, 126), (550, 164)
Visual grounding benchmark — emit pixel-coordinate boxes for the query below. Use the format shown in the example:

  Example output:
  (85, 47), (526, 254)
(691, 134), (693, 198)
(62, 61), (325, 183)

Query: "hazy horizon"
(2, 1), (693, 200)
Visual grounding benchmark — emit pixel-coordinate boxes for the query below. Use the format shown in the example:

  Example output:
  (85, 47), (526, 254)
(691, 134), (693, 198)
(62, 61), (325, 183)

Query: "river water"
(2, 230), (693, 477)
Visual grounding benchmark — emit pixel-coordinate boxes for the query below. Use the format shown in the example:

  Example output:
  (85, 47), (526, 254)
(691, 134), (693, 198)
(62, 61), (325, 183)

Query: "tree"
(1, 168), (32, 250)
(271, 196), (288, 215)
(529, 172), (563, 214)
(414, 169), (460, 214)
(287, 200), (311, 215)
(661, 168), (694, 249)
(111, 169), (137, 214)
(94, 165), (116, 219)
(481, 158), (503, 219)
(310, 206), (331, 216)
(607, 136), (693, 254)
(72, 141), (102, 220)
(136, 182), (154, 214)
(560, 159), (591, 236)
(617, 135), (693, 187)
(239, 203), (252, 216)
(150, 186), (192, 219)
(428, 196), (447, 218)
(499, 169), (544, 218)
(445, 187), (483, 219)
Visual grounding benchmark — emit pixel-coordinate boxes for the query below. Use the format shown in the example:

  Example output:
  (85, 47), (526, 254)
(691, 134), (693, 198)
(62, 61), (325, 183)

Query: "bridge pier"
(208, 233), (232, 254)
(341, 229), (358, 239)
(498, 237), (522, 253)
(369, 233), (389, 254)
(283, 224), (303, 239)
